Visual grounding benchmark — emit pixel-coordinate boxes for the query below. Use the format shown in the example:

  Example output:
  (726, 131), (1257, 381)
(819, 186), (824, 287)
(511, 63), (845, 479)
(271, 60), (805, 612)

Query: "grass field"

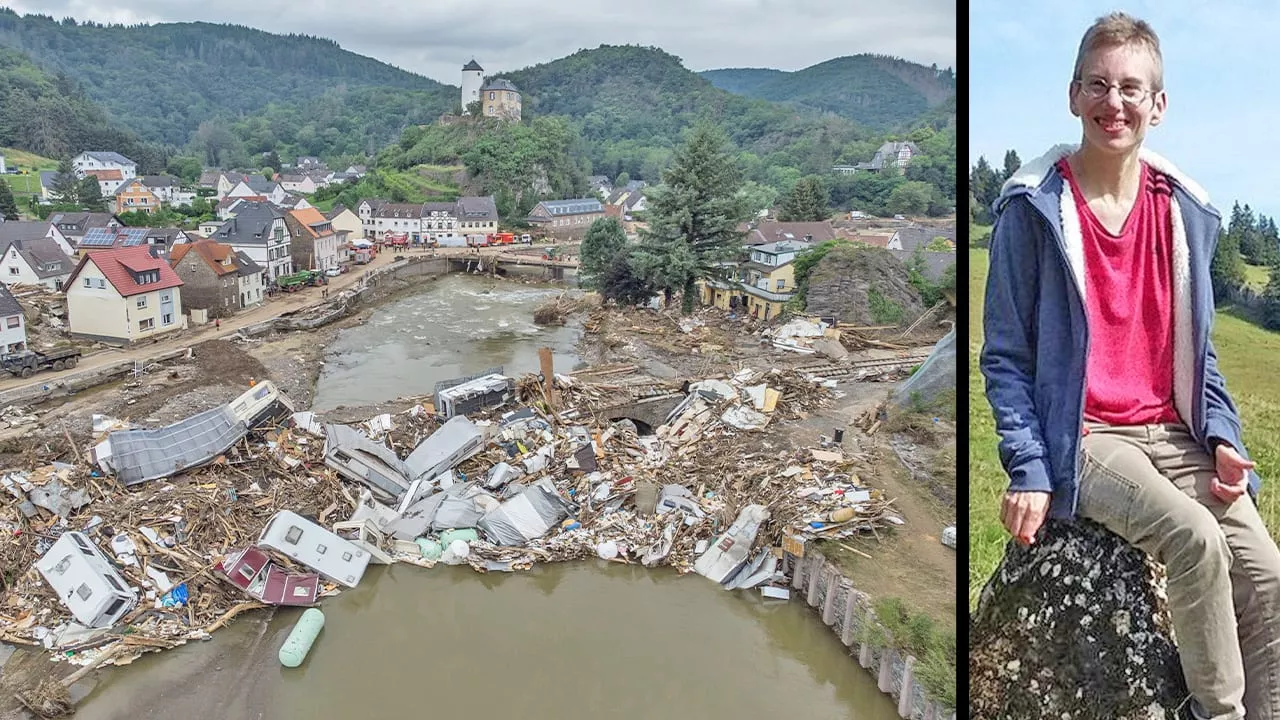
(2, 174), (41, 195)
(1245, 263), (1271, 291)
(969, 248), (1280, 610)
(1, 147), (57, 171)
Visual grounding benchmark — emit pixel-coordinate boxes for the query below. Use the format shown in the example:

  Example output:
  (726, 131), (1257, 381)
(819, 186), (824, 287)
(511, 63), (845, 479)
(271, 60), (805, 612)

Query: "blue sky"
(971, 1), (1280, 222)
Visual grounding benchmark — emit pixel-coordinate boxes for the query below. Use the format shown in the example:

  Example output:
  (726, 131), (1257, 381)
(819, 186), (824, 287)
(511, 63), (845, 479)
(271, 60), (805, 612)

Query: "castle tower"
(480, 78), (522, 123)
(461, 59), (484, 114)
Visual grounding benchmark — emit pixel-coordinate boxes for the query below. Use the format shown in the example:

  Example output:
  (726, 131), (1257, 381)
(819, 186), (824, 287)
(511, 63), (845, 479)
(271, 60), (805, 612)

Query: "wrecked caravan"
(435, 373), (515, 419)
(94, 382), (296, 486)
(94, 405), (246, 487)
(405, 415), (484, 484)
(258, 510), (371, 588)
(229, 380), (296, 428)
(35, 531), (136, 628)
(219, 547), (320, 606)
(323, 423), (413, 502)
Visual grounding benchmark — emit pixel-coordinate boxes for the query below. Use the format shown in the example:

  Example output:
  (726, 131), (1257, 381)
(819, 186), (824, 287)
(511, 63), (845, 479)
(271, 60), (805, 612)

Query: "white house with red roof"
(64, 246), (186, 344)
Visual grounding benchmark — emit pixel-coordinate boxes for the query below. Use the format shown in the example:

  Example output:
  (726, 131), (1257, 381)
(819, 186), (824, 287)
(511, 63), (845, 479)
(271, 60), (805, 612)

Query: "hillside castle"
(461, 59), (521, 122)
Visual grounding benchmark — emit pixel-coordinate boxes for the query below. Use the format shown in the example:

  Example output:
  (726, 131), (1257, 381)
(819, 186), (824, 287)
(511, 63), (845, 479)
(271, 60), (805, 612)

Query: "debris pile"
(582, 307), (749, 359)
(0, 363), (905, 672)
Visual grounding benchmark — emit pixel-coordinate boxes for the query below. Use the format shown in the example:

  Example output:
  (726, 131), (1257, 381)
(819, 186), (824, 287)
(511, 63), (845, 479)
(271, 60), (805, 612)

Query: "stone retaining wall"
(789, 550), (955, 720)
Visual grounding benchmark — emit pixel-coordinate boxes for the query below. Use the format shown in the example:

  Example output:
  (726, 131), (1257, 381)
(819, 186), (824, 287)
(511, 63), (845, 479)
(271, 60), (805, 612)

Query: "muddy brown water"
(70, 564), (898, 719)
(310, 274), (584, 412)
(57, 277), (900, 719)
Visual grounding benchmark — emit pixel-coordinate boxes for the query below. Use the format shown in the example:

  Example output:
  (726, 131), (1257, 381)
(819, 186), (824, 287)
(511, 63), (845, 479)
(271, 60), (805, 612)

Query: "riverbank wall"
(789, 549), (956, 720)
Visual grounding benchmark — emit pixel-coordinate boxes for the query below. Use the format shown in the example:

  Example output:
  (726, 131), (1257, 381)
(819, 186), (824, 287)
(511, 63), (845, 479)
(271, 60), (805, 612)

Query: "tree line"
(968, 150), (1022, 228)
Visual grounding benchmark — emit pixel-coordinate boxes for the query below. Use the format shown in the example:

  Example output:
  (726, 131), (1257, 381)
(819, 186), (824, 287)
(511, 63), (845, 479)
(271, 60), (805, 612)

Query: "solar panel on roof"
(80, 228), (117, 246)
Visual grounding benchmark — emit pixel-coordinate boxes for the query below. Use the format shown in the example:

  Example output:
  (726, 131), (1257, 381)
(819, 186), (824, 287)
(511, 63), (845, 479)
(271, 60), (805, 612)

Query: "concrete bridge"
(447, 253), (579, 281)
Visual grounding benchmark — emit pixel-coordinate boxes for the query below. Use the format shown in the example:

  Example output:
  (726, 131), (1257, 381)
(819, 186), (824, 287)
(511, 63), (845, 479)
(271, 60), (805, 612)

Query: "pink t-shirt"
(1058, 158), (1180, 426)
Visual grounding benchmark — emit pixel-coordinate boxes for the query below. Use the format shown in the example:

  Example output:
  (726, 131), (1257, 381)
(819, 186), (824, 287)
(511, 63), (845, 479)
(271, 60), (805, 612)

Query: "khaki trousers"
(1078, 423), (1280, 720)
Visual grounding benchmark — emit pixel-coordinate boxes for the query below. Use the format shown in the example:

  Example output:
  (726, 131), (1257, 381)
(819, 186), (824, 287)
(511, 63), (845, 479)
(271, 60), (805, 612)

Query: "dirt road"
(0, 245), (559, 396)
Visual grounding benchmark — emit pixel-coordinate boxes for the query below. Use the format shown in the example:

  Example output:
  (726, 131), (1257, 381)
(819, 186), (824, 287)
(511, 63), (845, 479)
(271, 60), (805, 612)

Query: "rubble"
(0, 358), (907, 674)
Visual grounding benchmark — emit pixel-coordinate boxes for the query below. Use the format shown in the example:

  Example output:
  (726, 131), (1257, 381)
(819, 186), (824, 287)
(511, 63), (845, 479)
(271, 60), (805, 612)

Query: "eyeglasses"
(1073, 78), (1158, 106)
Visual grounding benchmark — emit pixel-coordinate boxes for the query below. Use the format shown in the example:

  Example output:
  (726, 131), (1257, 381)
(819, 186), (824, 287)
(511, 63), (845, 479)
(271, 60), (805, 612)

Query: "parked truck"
(0, 347), (81, 378)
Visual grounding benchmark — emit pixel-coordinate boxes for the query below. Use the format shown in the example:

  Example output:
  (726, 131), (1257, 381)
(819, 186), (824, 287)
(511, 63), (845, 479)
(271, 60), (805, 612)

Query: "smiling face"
(1069, 42), (1167, 157)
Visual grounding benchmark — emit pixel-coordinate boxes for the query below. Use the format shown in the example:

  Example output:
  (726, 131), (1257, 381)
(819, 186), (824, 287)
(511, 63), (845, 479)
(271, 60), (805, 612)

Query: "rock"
(970, 519), (1188, 720)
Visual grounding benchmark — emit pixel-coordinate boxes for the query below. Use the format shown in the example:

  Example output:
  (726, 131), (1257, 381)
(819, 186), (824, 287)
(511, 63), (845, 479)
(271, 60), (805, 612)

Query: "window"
(160, 292), (170, 303)
(237, 563), (256, 580)
(96, 278), (106, 289)
(7, 267), (16, 276)
(137, 297), (148, 309)
(316, 544), (327, 555)
(162, 313), (172, 325)
(776, 279), (786, 290)
(190, 263), (197, 273)
(342, 551), (353, 561)
(284, 526), (303, 545)
(139, 318), (154, 332)
(76, 583), (93, 600)
(54, 556), (71, 575)
(489, 91), (495, 100)
(83, 278), (92, 288)
(6, 316), (18, 329)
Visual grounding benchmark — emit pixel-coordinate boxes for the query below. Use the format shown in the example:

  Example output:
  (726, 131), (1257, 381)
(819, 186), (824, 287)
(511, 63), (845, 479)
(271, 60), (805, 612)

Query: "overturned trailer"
(93, 381), (295, 487)
(323, 423), (413, 503)
(324, 415), (485, 505)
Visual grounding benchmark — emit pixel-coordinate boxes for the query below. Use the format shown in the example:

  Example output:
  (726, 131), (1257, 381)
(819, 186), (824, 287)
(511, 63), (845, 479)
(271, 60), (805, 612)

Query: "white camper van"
(258, 510), (371, 587)
(35, 531), (137, 628)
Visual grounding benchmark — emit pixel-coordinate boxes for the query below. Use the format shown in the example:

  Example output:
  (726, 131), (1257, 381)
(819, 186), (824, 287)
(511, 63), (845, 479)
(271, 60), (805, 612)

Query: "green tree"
(1262, 268), (1280, 330)
(50, 159), (79, 204)
(887, 181), (933, 216)
(0, 179), (19, 220)
(598, 252), (657, 306)
(166, 155), (203, 183)
(778, 175), (830, 221)
(263, 150), (282, 174)
(1210, 228), (1247, 304)
(736, 181), (777, 218)
(969, 156), (1001, 224)
(615, 171), (631, 187)
(1001, 149), (1021, 184)
(633, 124), (752, 314)
(77, 176), (106, 211)
(580, 217), (629, 290)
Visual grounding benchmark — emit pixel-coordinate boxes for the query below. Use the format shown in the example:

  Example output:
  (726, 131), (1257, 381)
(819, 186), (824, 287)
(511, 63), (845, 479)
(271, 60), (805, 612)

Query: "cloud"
(5, 0), (956, 84)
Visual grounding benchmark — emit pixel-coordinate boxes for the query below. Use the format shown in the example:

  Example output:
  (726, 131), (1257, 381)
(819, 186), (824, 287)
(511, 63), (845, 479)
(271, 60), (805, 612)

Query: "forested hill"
(0, 9), (455, 146)
(0, 46), (166, 171)
(499, 45), (877, 184)
(701, 54), (956, 130)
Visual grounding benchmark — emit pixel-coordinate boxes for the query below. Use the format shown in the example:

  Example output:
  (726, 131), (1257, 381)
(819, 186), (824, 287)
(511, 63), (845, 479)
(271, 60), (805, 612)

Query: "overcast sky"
(3, 1), (955, 85)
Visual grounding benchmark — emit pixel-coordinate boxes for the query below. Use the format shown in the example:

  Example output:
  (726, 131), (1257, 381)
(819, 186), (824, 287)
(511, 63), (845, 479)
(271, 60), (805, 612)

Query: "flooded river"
(63, 275), (900, 719)
(310, 274), (583, 412)
(74, 563), (899, 719)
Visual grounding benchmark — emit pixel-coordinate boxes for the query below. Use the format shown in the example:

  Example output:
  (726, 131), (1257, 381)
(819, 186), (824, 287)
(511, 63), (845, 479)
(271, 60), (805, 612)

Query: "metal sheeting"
(478, 479), (572, 546)
(323, 423), (412, 501)
(430, 482), (495, 532)
(101, 406), (247, 487)
(405, 416), (484, 483)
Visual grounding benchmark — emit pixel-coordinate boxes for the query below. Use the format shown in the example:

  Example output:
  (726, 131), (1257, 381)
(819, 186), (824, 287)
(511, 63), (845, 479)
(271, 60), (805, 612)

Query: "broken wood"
(203, 601), (267, 633)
